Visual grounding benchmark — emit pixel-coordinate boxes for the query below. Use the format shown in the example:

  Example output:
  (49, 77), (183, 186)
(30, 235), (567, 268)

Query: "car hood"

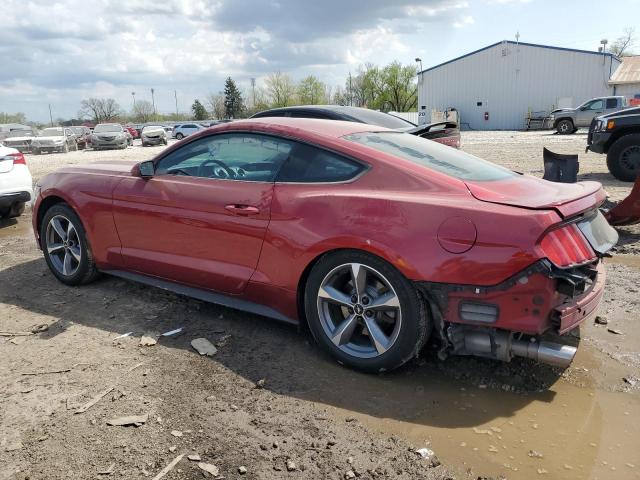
(142, 128), (165, 135)
(464, 175), (604, 218)
(36, 135), (65, 141)
(4, 136), (35, 142)
(551, 108), (574, 114)
(57, 160), (138, 176)
(598, 107), (640, 119)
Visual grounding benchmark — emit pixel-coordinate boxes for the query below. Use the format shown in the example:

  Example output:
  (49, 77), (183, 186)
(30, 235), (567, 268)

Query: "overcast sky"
(2, 0), (638, 122)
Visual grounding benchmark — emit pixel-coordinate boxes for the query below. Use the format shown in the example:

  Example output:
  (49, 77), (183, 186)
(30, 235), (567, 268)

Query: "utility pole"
(174, 90), (179, 117)
(250, 78), (256, 108)
(348, 72), (352, 107)
(131, 91), (136, 108)
(150, 88), (156, 119)
(48, 104), (53, 127)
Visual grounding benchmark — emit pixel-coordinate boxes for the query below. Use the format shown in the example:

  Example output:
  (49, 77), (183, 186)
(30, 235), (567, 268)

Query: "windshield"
(41, 128), (63, 136)
(346, 109), (416, 129)
(344, 131), (515, 181)
(70, 127), (85, 134)
(142, 125), (163, 132)
(94, 124), (122, 133)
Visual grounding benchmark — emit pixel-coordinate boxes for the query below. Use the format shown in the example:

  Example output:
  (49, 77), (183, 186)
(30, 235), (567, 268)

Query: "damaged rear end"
(420, 176), (618, 368)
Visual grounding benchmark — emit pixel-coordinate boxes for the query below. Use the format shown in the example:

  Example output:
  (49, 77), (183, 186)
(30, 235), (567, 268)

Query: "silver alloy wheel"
(45, 215), (82, 276)
(317, 263), (402, 359)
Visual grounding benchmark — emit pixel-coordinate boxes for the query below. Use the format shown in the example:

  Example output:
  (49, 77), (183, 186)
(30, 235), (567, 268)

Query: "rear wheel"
(62, 143), (69, 153)
(175, 133), (184, 140)
(304, 250), (429, 373)
(40, 204), (99, 286)
(556, 119), (574, 135)
(607, 134), (640, 182)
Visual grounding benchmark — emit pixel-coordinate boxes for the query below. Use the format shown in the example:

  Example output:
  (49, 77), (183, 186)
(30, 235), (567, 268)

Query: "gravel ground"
(1, 132), (639, 480)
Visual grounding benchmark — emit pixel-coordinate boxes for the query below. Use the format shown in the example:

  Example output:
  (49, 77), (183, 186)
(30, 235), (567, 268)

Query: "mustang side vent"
(459, 302), (498, 323)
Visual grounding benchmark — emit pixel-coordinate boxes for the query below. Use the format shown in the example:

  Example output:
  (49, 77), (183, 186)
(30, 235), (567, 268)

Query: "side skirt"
(103, 270), (298, 325)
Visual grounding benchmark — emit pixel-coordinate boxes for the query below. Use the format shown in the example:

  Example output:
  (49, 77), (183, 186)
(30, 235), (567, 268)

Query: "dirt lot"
(1, 131), (639, 480)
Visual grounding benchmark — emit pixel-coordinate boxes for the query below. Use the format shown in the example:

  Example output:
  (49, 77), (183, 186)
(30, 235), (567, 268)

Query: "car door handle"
(225, 204), (260, 216)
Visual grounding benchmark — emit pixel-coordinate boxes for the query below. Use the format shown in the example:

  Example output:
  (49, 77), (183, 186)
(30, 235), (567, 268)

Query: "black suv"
(587, 107), (640, 181)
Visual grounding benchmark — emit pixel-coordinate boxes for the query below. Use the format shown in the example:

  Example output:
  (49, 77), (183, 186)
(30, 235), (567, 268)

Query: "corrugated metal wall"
(418, 42), (621, 130)
(614, 83), (640, 98)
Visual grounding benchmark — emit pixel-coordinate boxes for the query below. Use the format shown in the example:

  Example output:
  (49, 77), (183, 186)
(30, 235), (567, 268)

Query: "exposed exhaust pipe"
(459, 330), (577, 368)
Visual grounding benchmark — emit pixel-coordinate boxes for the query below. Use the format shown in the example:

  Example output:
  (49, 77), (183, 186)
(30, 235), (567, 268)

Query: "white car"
(172, 123), (204, 139)
(0, 144), (33, 219)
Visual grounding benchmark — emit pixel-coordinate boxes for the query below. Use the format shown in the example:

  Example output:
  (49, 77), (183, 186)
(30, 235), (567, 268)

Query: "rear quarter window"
(344, 132), (514, 181)
(276, 143), (365, 183)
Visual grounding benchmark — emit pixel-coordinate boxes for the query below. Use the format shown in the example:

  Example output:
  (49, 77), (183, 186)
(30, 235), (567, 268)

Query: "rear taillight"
(539, 223), (595, 267)
(9, 152), (26, 165)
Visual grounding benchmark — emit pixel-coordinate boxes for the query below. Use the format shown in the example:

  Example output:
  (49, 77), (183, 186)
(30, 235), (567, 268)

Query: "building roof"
(609, 56), (640, 85)
(419, 40), (619, 74)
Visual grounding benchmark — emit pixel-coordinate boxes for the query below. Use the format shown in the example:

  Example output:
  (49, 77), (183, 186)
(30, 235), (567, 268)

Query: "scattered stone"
(191, 338), (217, 356)
(4, 440), (23, 452)
(537, 468), (548, 474)
(97, 463), (115, 475)
(623, 376), (638, 387)
(169, 446), (177, 453)
(345, 470), (356, 479)
(216, 334), (232, 347)
(107, 414), (148, 427)
(139, 336), (157, 347)
(607, 328), (623, 335)
(415, 448), (434, 459)
(273, 441), (279, 449)
(473, 427), (493, 435)
(170, 430), (183, 437)
(151, 454), (185, 480)
(286, 460), (296, 471)
(255, 378), (266, 389)
(594, 315), (608, 325)
(238, 465), (247, 475)
(187, 454), (201, 461)
(488, 445), (499, 453)
(197, 463), (219, 476)
(529, 450), (544, 458)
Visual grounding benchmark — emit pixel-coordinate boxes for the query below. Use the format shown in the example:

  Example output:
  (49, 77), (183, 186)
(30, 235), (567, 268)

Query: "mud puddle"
(308, 344), (640, 480)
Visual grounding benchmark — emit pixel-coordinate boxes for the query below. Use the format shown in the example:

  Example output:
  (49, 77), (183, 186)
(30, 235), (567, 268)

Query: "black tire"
(556, 119), (574, 135)
(7, 202), (25, 218)
(304, 250), (429, 373)
(141, 141), (147, 147)
(606, 134), (640, 182)
(175, 133), (184, 140)
(40, 203), (100, 286)
(33, 148), (40, 155)
(163, 138), (168, 145)
(62, 143), (69, 153)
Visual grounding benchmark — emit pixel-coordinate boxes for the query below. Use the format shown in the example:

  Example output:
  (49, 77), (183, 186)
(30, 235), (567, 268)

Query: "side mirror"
(133, 161), (155, 178)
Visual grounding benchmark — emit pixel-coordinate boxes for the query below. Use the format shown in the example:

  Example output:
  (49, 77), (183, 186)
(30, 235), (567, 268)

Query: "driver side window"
(155, 133), (293, 182)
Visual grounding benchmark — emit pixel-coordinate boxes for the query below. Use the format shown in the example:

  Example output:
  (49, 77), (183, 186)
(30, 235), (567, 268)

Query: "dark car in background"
(69, 126), (92, 150)
(251, 105), (461, 148)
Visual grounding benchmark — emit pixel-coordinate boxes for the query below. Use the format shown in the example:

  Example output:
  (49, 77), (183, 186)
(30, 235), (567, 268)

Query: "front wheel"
(175, 133), (184, 140)
(62, 143), (69, 153)
(607, 134), (640, 182)
(40, 204), (99, 285)
(304, 250), (429, 373)
(556, 119), (574, 134)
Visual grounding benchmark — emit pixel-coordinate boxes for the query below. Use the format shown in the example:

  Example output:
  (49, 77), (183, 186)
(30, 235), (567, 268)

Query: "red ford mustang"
(32, 118), (618, 372)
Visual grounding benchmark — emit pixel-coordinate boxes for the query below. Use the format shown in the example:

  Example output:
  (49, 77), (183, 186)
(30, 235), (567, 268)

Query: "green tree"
(191, 99), (207, 120)
(265, 72), (296, 107)
(131, 100), (155, 123)
(297, 75), (327, 104)
(381, 61), (417, 112)
(0, 112), (27, 124)
(223, 77), (244, 118)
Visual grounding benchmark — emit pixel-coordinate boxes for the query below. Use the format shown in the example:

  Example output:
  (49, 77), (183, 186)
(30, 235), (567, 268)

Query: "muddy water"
(311, 345), (640, 480)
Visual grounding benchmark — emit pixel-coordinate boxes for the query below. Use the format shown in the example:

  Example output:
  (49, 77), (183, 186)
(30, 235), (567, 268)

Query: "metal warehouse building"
(417, 40), (621, 130)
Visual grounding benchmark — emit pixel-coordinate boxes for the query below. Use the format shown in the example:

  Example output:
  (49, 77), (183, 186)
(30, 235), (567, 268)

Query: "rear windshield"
(343, 131), (515, 181)
(345, 109), (415, 129)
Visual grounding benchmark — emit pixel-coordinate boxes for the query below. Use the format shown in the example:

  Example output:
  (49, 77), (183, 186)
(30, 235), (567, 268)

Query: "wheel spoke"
(364, 316), (391, 355)
(67, 222), (75, 241)
(350, 263), (367, 298)
(331, 314), (358, 346)
(318, 285), (352, 307)
(367, 291), (400, 310)
(51, 217), (67, 241)
(62, 251), (73, 275)
(47, 243), (65, 254)
(68, 245), (81, 262)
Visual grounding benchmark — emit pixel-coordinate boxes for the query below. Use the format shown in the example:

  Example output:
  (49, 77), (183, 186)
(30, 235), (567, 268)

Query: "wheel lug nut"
(348, 307), (354, 314)
(365, 310), (373, 317)
(351, 295), (358, 303)
(361, 296), (370, 305)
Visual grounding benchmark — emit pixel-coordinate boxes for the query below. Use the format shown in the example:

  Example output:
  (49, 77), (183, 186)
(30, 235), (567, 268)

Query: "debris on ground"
(238, 465), (248, 474)
(113, 332), (133, 340)
(528, 450), (544, 458)
(170, 430), (183, 437)
(187, 454), (201, 461)
(75, 363), (145, 414)
(151, 453), (184, 480)
(106, 414), (148, 427)
(97, 463), (115, 475)
(198, 462), (219, 476)
(191, 338), (217, 356)
(286, 459), (297, 471)
(594, 315), (609, 325)
(624, 376), (638, 387)
(21, 368), (71, 376)
(216, 334), (232, 347)
(161, 327), (183, 337)
(607, 328), (624, 335)
(255, 378), (266, 389)
(4, 440), (23, 452)
(345, 471), (356, 479)
(139, 335), (157, 346)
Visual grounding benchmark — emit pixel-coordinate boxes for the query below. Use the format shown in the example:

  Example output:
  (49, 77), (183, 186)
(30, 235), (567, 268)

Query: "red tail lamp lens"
(540, 224), (595, 267)
(9, 152), (26, 165)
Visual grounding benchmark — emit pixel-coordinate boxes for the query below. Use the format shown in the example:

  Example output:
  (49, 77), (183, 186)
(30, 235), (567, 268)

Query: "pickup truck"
(587, 107), (640, 181)
(551, 96), (628, 134)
